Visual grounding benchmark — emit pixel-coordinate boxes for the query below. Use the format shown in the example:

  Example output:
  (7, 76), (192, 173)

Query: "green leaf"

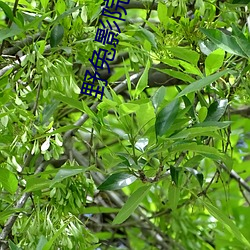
(232, 0), (250, 4)
(40, 0), (49, 9)
(80, 206), (120, 214)
(0, 25), (23, 42)
(203, 201), (250, 248)
(0, 168), (18, 194)
(158, 2), (168, 23)
(0, 209), (23, 223)
(51, 166), (86, 186)
(112, 185), (151, 224)
(205, 99), (228, 122)
(98, 172), (137, 191)
(50, 24), (64, 47)
(155, 99), (179, 137)
(135, 27), (157, 49)
(185, 167), (204, 187)
(168, 47), (200, 65)
(170, 126), (220, 139)
(198, 106), (208, 122)
(41, 101), (60, 125)
(9, 241), (22, 250)
(151, 86), (166, 111)
(53, 92), (85, 112)
(194, 121), (231, 129)
(168, 182), (180, 210)
(156, 68), (195, 83)
(53, 5), (83, 24)
(170, 143), (229, 165)
(176, 70), (231, 98)
(36, 236), (48, 250)
(200, 28), (247, 58)
(205, 49), (225, 75)
(24, 177), (51, 192)
(119, 103), (140, 115)
(234, 36), (250, 58)
(0, 1), (14, 21)
(134, 59), (150, 98)
(42, 223), (69, 250)
(170, 166), (180, 186)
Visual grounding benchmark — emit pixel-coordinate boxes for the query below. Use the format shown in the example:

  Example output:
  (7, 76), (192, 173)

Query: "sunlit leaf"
(205, 49), (225, 75)
(0, 168), (18, 194)
(168, 182), (180, 210)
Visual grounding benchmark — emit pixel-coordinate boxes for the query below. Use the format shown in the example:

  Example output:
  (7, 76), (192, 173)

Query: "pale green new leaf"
(42, 223), (69, 250)
(134, 59), (151, 98)
(205, 49), (225, 75)
(168, 183), (180, 210)
(0, 168), (18, 194)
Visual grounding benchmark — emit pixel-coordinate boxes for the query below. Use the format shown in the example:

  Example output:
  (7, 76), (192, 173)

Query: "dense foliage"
(1, 0), (250, 249)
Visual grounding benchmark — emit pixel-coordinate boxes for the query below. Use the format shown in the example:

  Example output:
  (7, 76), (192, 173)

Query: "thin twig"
(219, 163), (250, 193)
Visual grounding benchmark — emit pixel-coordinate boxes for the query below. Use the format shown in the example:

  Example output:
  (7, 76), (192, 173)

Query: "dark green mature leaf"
(50, 24), (64, 47)
(170, 166), (181, 186)
(0, 168), (18, 194)
(176, 70), (231, 98)
(232, 0), (250, 4)
(185, 167), (204, 187)
(0, 1), (14, 21)
(205, 99), (228, 122)
(113, 185), (151, 224)
(200, 28), (247, 58)
(155, 99), (179, 137)
(98, 172), (137, 191)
